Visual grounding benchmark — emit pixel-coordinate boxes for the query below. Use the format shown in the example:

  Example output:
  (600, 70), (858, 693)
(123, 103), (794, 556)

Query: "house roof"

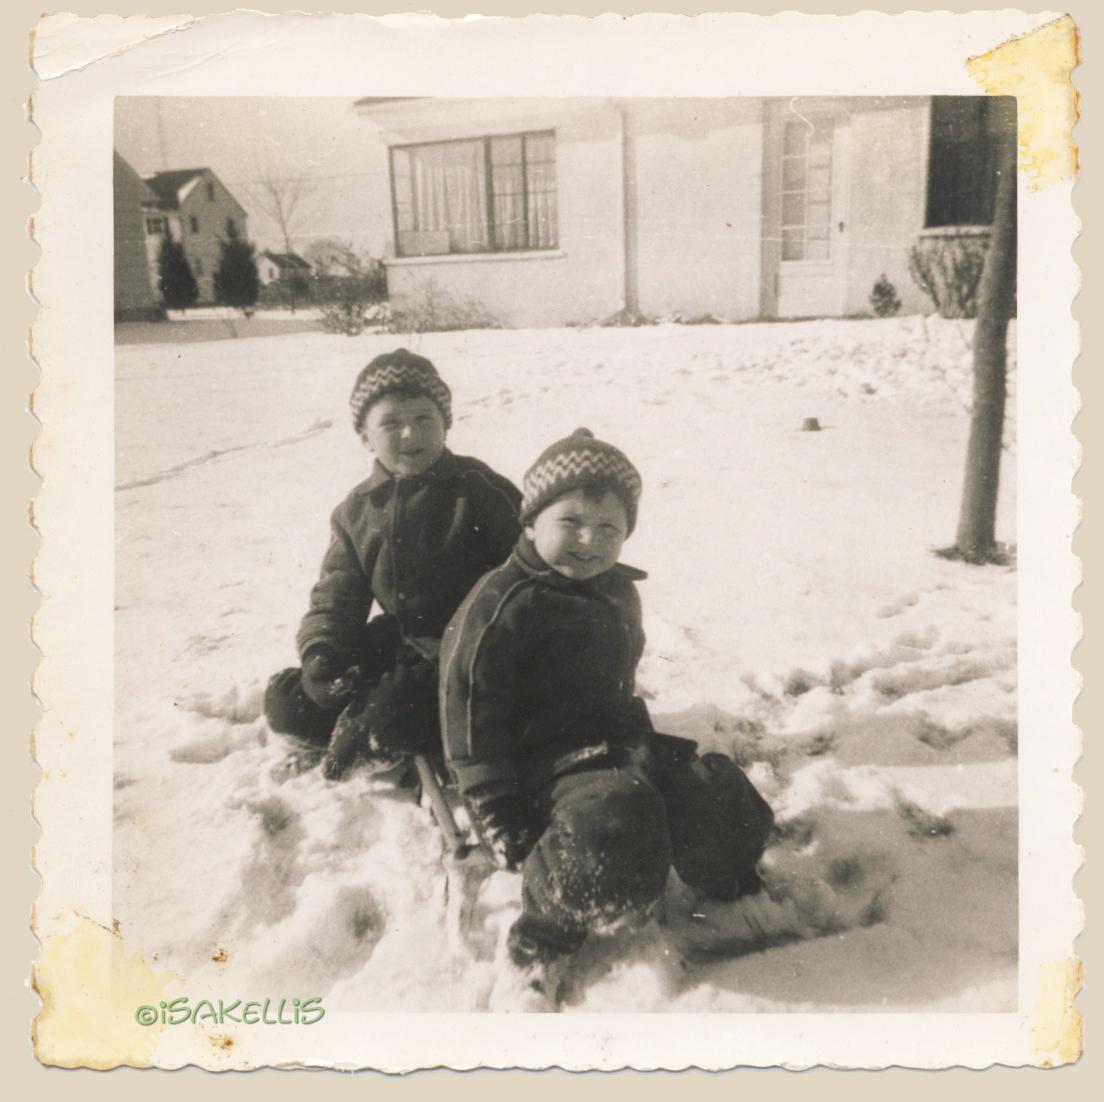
(260, 251), (311, 270)
(143, 168), (209, 209)
(114, 151), (159, 205)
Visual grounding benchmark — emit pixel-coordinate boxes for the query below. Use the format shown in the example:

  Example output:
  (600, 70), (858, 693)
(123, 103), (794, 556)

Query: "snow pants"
(507, 739), (774, 965)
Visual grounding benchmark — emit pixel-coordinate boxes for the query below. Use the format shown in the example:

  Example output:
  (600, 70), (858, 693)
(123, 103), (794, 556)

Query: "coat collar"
(363, 449), (459, 501)
(513, 535), (647, 589)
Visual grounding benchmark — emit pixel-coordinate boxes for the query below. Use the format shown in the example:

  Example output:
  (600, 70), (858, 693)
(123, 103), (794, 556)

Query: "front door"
(773, 110), (852, 319)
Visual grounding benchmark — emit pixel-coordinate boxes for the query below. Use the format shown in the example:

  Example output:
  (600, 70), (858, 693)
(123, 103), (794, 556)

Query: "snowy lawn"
(113, 317), (1017, 1014)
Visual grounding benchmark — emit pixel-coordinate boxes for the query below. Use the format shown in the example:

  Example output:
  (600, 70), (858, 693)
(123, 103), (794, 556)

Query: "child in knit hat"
(264, 348), (521, 782)
(440, 428), (777, 984)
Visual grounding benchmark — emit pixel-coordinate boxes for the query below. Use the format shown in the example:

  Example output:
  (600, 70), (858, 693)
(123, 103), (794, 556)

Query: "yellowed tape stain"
(1033, 958), (1083, 1066)
(33, 916), (177, 1068)
(967, 14), (1080, 190)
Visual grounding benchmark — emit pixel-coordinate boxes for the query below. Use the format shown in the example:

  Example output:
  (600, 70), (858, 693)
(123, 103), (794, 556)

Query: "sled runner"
(413, 753), (497, 952)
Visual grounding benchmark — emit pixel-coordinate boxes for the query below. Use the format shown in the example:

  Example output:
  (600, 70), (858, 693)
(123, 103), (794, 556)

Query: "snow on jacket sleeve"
(295, 504), (373, 663)
(440, 567), (527, 804)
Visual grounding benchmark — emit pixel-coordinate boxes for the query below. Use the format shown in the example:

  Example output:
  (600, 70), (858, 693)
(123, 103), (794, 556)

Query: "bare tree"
(303, 236), (362, 278)
(253, 158), (317, 312)
(945, 104), (1018, 564)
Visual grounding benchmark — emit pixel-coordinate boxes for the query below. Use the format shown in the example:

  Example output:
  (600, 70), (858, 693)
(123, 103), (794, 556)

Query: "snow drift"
(113, 316), (1017, 1013)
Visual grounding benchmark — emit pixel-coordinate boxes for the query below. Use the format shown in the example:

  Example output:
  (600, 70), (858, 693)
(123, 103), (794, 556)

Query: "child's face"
(361, 394), (447, 477)
(525, 489), (629, 580)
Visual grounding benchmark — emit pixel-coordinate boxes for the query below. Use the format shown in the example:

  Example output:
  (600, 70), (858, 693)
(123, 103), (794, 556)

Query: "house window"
(206, 182), (215, 201)
(225, 217), (238, 238)
(390, 131), (558, 257)
(190, 215), (199, 233)
(925, 97), (1011, 228)
(780, 118), (833, 262)
(145, 217), (166, 235)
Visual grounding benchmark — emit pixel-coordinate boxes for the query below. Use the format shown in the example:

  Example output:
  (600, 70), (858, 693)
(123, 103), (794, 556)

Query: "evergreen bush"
(157, 237), (198, 310)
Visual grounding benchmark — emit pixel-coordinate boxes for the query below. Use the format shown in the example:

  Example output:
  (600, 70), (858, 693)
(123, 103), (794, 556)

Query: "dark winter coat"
(297, 450), (521, 663)
(440, 535), (652, 805)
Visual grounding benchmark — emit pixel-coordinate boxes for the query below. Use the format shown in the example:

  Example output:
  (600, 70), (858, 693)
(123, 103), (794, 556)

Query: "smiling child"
(264, 348), (521, 782)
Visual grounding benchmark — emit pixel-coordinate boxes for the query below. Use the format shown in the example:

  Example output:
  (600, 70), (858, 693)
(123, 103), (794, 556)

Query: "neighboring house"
(142, 168), (249, 304)
(257, 251), (312, 286)
(113, 151), (164, 322)
(356, 96), (1009, 327)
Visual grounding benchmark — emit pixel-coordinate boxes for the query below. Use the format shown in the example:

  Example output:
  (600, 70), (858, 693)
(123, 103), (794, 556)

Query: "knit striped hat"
(521, 428), (642, 534)
(349, 348), (453, 434)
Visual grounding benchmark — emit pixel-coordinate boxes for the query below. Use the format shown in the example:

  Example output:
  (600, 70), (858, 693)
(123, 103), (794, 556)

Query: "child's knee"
(660, 752), (774, 900)
(526, 774), (671, 925)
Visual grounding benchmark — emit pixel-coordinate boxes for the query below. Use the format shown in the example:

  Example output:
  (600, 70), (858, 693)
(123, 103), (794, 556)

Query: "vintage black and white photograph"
(31, 9), (1079, 1071)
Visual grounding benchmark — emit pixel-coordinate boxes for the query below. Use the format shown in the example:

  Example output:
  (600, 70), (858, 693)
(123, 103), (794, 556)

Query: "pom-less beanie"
(520, 428), (642, 534)
(349, 348), (453, 434)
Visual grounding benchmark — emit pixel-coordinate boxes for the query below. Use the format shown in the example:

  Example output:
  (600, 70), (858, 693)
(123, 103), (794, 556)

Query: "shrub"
(312, 251), (389, 336)
(317, 269), (389, 336)
(157, 237), (198, 310)
(869, 274), (902, 317)
(907, 233), (989, 318)
(389, 278), (499, 334)
(213, 238), (260, 309)
(258, 275), (315, 310)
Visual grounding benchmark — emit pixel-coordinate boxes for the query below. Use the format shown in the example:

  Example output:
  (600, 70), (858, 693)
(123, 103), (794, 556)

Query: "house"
(356, 96), (1011, 328)
(257, 251), (312, 286)
(142, 168), (249, 304)
(113, 151), (164, 321)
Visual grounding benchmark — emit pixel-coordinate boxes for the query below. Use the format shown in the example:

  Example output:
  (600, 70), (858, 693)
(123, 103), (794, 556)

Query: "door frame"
(760, 99), (853, 320)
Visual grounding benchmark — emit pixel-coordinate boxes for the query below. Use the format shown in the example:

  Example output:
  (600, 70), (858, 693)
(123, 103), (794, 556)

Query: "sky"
(114, 97), (394, 259)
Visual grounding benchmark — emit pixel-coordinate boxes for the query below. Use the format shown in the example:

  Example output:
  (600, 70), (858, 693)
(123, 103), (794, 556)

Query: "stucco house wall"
(843, 98), (932, 316)
(367, 99), (625, 329)
(628, 99), (765, 321)
(364, 96), (956, 327)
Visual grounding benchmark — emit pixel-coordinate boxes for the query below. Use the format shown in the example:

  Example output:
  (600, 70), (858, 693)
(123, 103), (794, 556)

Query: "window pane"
(783, 121), (807, 156)
(805, 237), (830, 260)
(525, 132), (555, 162)
(805, 200), (831, 230)
(491, 135), (523, 166)
(782, 157), (805, 190)
(806, 165), (831, 199)
(393, 132), (556, 254)
(397, 140), (489, 254)
(925, 96), (1006, 227)
(491, 140), (525, 249)
(808, 137), (832, 167)
(781, 228), (803, 260)
(524, 132), (558, 249)
(781, 192), (805, 226)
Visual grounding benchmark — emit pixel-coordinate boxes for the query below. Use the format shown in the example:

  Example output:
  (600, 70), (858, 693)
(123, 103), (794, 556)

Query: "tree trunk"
(283, 234), (297, 315)
(953, 111), (1017, 560)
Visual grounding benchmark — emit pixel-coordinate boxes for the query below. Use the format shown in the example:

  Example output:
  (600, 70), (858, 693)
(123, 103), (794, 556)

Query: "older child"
(265, 348), (521, 781)
(440, 428), (775, 972)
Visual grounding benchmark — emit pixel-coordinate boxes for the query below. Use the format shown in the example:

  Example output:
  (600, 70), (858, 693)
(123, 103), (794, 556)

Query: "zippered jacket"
(440, 535), (650, 805)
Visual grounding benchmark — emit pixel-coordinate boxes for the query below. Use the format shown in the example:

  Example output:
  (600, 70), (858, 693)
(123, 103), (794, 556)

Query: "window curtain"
(408, 141), (489, 253)
(525, 134), (558, 250)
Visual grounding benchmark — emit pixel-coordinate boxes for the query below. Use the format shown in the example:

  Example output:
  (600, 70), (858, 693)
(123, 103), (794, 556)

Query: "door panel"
(776, 115), (851, 318)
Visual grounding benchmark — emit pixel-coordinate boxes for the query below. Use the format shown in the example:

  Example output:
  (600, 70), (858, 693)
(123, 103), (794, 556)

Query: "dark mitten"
(470, 791), (539, 871)
(367, 653), (439, 755)
(301, 646), (360, 709)
(321, 691), (403, 781)
(263, 667), (338, 745)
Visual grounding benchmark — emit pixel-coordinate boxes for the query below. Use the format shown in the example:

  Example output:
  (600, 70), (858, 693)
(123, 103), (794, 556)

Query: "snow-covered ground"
(113, 316), (1017, 1014)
